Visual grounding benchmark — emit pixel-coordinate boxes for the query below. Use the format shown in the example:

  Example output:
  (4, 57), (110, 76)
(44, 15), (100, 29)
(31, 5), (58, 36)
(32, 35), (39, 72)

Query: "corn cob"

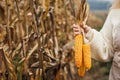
(75, 34), (83, 68)
(78, 54), (86, 77)
(78, 65), (86, 77)
(82, 44), (91, 70)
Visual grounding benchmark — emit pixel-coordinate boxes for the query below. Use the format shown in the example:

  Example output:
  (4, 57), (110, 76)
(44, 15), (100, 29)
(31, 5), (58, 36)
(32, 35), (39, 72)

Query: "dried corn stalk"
(0, 0), (83, 80)
(1, 49), (17, 80)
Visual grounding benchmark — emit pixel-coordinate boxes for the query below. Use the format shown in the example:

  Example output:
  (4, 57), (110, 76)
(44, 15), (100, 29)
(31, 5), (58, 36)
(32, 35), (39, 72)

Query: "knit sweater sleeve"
(85, 10), (114, 62)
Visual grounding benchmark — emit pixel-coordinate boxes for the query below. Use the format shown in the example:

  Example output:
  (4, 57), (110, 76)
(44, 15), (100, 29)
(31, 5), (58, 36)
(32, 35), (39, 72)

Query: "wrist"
(85, 28), (93, 41)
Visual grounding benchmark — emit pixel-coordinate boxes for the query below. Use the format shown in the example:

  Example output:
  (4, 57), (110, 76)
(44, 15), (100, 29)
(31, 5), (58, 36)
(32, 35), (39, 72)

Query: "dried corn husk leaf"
(18, 57), (25, 64)
(82, 2), (89, 23)
(43, 0), (50, 11)
(0, 49), (6, 80)
(26, 43), (38, 60)
(43, 0), (50, 20)
(0, 5), (5, 21)
(31, 61), (39, 68)
(76, 1), (89, 24)
(0, 26), (6, 42)
(1, 49), (17, 80)
(35, 69), (42, 80)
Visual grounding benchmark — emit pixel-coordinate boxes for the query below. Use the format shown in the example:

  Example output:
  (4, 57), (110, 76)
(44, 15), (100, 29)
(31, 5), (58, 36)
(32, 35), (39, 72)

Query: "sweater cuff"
(85, 28), (94, 42)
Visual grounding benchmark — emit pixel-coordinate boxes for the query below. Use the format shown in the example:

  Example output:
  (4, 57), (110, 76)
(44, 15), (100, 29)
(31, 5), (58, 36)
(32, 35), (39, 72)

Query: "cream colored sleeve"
(85, 10), (114, 62)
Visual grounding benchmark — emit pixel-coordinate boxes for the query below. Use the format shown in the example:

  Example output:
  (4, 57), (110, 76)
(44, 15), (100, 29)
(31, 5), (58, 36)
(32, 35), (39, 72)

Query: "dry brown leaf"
(1, 49), (17, 80)
(0, 26), (6, 42)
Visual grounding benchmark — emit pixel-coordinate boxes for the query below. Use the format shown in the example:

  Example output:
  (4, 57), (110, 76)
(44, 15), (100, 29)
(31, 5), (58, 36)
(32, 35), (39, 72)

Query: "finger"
(73, 26), (79, 29)
(80, 23), (88, 31)
(75, 27), (83, 33)
(73, 24), (79, 27)
(80, 24), (86, 29)
(74, 32), (80, 36)
(80, 23), (84, 27)
(74, 32), (80, 34)
(73, 26), (79, 31)
(73, 30), (80, 33)
(73, 24), (76, 26)
(74, 30), (80, 33)
(73, 27), (79, 30)
(72, 24), (77, 27)
(73, 28), (81, 32)
(73, 28), (79, 31)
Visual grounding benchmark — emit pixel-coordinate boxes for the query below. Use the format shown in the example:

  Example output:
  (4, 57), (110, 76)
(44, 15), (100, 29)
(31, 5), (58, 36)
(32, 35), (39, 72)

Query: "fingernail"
(73, 24), (75, 26)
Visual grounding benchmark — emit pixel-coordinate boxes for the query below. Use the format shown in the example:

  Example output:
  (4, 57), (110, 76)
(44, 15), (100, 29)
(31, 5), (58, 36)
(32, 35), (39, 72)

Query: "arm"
(85, 11), (114, 62)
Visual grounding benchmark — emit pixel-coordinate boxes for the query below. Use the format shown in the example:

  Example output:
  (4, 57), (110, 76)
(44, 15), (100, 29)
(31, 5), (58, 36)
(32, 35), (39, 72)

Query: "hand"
(80, 23), (90, 33)
(73, 23), (90, 37)
(73, 24), (82, 37)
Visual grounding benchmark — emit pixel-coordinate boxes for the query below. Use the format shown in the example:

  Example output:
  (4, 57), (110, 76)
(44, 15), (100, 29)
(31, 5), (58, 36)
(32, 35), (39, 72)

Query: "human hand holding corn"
(73, 23), (91, 77)
(73, 23), (90, 36)
(71, 0), (91, 77)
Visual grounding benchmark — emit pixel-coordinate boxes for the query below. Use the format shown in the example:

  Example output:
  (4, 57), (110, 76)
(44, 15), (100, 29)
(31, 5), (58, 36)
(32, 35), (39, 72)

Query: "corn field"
(0, 0), (88, 80)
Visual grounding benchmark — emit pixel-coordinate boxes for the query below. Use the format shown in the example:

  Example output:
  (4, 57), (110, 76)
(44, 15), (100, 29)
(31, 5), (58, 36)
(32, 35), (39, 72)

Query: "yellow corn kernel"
(78, 61), (86, 77)
(75, 34), (83, 68)
(82, 44), (91, 70)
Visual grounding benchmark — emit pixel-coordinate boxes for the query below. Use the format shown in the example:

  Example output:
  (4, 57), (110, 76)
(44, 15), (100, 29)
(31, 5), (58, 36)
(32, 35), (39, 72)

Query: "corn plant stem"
(49, 12), (55, 53)
(69, 0), (76, 18)
(5, 1), (13, 79)
(62, 0), (70, 46)
(5, 0), (12, 50)
(32, 0), (44, 79)
(23, 2), (28, 46)
(0, 49), (16, 80)
(0, 49), (9, 79)
(49, 11), (59, 58)
(69, 0), (77, 24)
(14, 0), (27, 80)
(43, 52), (57, 62)
(0, 49), (6, 80)
(63, 0), (68, 33)
(14, 0), (20, 19)
(14, 0), (26, 57)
